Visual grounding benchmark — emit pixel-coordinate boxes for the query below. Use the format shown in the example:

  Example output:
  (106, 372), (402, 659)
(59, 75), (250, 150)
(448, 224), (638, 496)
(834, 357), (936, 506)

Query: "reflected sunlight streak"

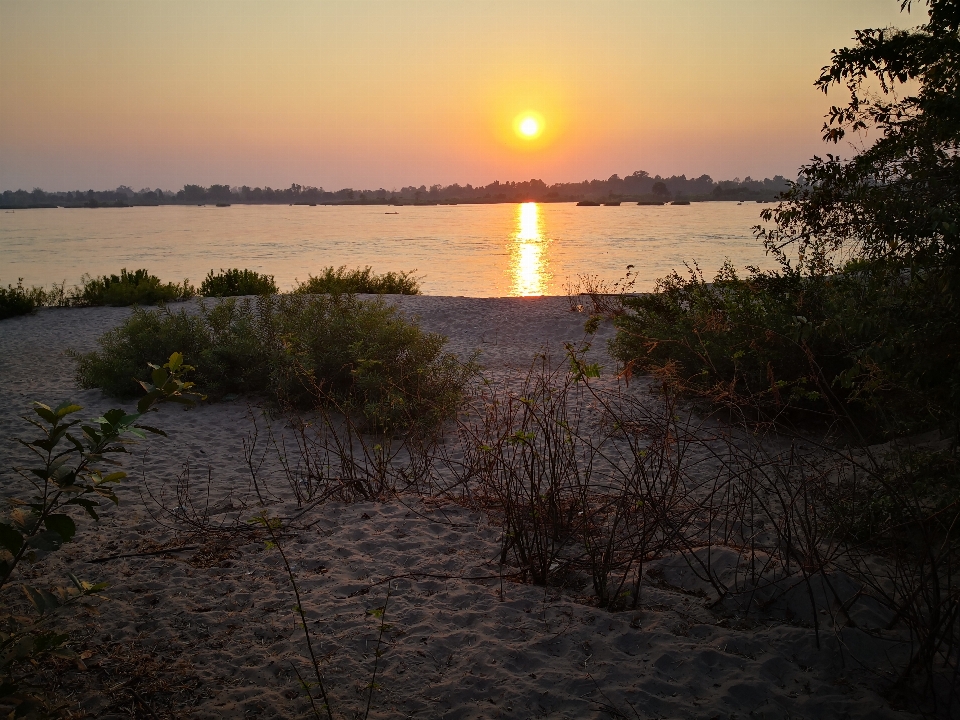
(511, 202), (550, 296)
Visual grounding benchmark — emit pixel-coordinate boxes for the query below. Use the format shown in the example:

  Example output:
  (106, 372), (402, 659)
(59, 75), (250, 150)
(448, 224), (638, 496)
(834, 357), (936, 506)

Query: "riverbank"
(0, 298), (913, 719)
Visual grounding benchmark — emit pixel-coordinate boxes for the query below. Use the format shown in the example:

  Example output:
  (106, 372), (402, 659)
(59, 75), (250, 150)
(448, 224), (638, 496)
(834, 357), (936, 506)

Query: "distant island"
(0, 171), (791, 209)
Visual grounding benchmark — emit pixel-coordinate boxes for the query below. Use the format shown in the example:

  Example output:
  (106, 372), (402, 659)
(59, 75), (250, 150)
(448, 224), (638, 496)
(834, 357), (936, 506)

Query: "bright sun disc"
(514, 111), (544, 140)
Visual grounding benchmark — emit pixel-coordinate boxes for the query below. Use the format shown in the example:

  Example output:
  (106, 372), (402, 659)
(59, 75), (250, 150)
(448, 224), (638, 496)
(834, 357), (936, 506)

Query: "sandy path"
(0, 298), (914, 719)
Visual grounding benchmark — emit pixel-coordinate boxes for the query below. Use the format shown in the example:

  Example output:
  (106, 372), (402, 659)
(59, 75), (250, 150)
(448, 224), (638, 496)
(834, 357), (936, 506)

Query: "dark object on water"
(602, 201), (621, 206)
(577, 200), (600, 206)
(637, 201), (665, 206)
(385, 211), (399, 214)
(671, 200), (691, 206)
(216, 203), (231, 207)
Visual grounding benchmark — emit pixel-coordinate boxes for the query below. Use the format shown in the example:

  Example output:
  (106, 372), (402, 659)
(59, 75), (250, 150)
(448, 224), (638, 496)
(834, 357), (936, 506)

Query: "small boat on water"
(672, 200), (691, 206)
(576, 200), (600, 206)
(216, 203), (231, 207)
(385, 211), (399, 215)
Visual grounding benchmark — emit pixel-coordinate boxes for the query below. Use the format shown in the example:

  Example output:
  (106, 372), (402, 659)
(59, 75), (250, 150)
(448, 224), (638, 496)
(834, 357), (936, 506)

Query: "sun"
(514, 111), (544, 140)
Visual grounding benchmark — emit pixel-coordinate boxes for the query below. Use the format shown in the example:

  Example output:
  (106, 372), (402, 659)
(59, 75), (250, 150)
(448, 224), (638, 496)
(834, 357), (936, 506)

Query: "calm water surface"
(0, 202), (775, 296)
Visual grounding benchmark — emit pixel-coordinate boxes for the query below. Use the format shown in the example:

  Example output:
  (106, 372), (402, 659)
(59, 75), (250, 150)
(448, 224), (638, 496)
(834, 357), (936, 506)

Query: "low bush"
(611, 258), (960, 434)
(71, 268), (194, 307)
(0, 279), (45, 320)
(200, 268), (278, 297)
(74, 294), (471, 430)
(295, 266), (421, 295)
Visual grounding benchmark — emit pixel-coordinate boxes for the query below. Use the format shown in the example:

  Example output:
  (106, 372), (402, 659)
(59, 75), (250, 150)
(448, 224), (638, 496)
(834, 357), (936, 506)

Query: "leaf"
(33, 405), (57, 424)
(54, 402), (82, 419)
(22, 584), (61, 615)
(43, 515), (76, 544)
(137, 390), (163, 413)
(66, 572), (107, 594)
(65, 497), (100, 520)
(166, 352), (184, 372)
(134, 424), (167, 437)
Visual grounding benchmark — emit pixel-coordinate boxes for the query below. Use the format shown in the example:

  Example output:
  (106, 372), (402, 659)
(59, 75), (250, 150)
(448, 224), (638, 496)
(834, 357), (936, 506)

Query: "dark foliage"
(73, 294), (471, 430)
(295, 266), (421, 295)
(199, 268), (278, 297)
(72, 268), (193, 307)
(0, 280), (43, 320)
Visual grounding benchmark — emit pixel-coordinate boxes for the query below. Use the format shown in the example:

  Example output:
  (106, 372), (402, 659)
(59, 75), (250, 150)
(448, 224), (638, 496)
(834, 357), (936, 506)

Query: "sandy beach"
(0, 297), (918, 719)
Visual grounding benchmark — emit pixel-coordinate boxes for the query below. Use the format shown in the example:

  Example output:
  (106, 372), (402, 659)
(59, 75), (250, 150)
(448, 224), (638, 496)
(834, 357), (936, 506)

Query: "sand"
(0, 297), (918, 719)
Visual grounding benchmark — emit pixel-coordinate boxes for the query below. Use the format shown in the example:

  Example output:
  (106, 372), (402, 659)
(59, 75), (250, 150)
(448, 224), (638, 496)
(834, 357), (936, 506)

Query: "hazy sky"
(0, 0), (912, 192)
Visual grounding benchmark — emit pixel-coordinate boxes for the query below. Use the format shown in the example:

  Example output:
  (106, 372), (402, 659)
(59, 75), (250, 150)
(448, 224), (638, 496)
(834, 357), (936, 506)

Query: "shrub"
(74, 294), (471, 430)
(0, 279), (45, 320)
(71, 268), (194, 306)
(200, 268), (278, 297)
(611, 262), (834, 408)
(611, 258), (960, 434)
(295, 266), (421, 295)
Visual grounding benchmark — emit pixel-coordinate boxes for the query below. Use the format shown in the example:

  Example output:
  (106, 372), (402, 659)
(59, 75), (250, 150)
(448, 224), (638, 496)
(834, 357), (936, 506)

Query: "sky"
(0, 0), (914, 192)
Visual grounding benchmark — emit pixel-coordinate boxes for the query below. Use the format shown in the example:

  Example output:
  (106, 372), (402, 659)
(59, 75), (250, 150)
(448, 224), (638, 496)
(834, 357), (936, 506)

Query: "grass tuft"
(295, 266), (420, 295)
(200, 268), (278, 297)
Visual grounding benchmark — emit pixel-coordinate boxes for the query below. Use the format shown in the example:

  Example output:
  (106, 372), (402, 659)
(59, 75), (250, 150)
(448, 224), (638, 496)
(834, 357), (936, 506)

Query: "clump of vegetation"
(295, 266), (421, 295)
(0, 279), (46, 320)
(72, 268), (194, 307)
(611, 260), (845, 412)
(0, 354), (199, 717)
(199, 268), (278, 297)
(73, 294), (471, 430)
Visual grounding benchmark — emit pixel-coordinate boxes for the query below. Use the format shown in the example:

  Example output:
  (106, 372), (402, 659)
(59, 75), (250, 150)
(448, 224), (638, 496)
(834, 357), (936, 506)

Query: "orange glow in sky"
(0, 0), (912, 191)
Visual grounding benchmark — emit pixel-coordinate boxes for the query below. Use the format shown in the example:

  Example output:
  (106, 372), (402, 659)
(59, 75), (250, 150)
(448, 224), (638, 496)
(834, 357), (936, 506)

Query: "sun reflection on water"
(510, 202), (550, 296)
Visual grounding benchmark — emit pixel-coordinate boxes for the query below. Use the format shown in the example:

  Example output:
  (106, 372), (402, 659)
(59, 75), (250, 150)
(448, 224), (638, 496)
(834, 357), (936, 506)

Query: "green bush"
(611, 261), (838, 407)
(611, 258), (960, 433)
(0, 279), (45, 320)
(295, 266), (421, 295)
(200, 268), (278, 297)
(71, 268), (194, 307)
(74, 294), (471, 430)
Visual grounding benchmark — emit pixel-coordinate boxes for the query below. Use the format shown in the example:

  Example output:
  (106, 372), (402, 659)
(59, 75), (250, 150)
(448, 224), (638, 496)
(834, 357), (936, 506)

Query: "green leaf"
(166, 352), (184, 372)
(54, 402), (82, 418)
(43, 515), (76, 544)
(33, 405), (57, 424)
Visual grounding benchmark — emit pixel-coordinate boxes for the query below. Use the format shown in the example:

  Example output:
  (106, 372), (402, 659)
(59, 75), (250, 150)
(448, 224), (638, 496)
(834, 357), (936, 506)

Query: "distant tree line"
(0, 171), (791, 208)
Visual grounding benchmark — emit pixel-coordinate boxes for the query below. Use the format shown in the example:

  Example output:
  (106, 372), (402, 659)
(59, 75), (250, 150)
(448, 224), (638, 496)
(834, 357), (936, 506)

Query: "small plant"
(0, 353), (200, 716)
(199, 268), (278, 297)
(295, 266), (421, 295)
(0, 279), (46, 320)
(71, 268), (194, 307)
(564, 266), (637, 318)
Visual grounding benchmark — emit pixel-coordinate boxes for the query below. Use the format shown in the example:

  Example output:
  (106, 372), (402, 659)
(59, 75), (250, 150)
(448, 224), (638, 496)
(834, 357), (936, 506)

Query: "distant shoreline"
(0, 197), (772, 210)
